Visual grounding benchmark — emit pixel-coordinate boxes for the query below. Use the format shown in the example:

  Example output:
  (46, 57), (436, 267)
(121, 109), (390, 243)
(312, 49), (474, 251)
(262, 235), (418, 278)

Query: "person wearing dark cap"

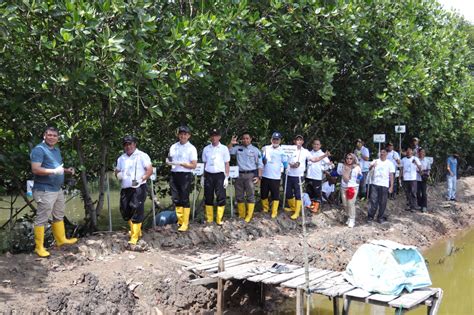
(202, 129), (230, 225)
(354, 139), (370, 199)
(228, 132), (263, 222)
(260, 132), (288, 218)
(115, 135), (153, 246)
(167, 126), (197, 231)
(284, 135), (311, 220)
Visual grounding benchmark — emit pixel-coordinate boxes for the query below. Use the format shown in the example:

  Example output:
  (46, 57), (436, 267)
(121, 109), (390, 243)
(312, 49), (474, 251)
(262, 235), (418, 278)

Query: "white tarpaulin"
(343, 240), (432, 295)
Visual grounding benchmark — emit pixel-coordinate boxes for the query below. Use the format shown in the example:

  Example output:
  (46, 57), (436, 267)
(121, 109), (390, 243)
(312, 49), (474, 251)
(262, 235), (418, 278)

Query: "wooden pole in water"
(217, 258), (225, 315)
(298, 176), (311, 314)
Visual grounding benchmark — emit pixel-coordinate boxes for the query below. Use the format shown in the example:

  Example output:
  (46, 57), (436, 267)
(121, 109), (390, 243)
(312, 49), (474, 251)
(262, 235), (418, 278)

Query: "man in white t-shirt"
(116, 135), (153, 246)
(285, 135), (311, 220)
(354, 139), (370, 198)
(202, 129), (230, 225)
(306, 139), (331, 212)
(368, 148), (395, 223)
(167, 126), (197, 231)
(386, 142), (401, 199)
(400, 147), (422, 211)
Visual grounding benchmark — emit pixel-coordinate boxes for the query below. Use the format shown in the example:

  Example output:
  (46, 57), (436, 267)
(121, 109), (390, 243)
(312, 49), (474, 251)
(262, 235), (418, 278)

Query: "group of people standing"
(29, 126), (459, 257)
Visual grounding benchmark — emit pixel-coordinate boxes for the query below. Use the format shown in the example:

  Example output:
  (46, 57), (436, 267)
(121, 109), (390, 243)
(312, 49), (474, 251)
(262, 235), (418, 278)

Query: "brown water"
(279, 229), (474, 314)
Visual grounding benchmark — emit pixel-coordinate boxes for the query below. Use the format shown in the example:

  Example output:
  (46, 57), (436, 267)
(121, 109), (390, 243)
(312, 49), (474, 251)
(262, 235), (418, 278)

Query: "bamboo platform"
(184, 254), (443, 315)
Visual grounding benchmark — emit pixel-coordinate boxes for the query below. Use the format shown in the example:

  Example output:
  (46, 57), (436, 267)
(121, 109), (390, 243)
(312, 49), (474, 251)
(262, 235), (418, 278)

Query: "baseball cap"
(271, 132), (282, 139)
(122, 135), (137, 144)
(294, 134), (304, 140)
(178, 126), (191, 133)
(209, 128), (220, 136)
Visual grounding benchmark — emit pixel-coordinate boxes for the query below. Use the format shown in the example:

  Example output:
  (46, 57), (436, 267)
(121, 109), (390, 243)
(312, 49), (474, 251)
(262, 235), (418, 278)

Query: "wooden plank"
(296, 288), (304, 315)
(281, 269), (332, 288)
(190, 255), (243, 271)
(367, 293), (398, 303)
(206, 257), (257, 273)
(389, 290), (436, 309)
(210, 262), (261, 280)
(234, 261), (276, 280)
(262, 267), (307, 285)
(184, 254), (238, 270)
(428, 288), (443, 315)
(190, 277), (218, 286)
(344, 288), (372, 299)
(246, 264), (300, 282)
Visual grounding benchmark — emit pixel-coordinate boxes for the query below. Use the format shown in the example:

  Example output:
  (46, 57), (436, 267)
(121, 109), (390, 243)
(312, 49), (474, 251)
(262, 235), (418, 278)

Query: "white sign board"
(193, 163), (204, 176)
(280, 145), (297, 156)
(229, 166), (240, 179)
(395, 125), (406, 133)
(150, 167), (157, 181)
(373, 134), (386, 143)
(425, 157), (434, 167)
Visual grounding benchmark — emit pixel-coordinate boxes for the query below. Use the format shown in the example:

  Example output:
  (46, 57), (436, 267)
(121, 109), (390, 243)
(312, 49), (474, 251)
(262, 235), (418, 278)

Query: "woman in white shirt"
(338, 153), (362, 228)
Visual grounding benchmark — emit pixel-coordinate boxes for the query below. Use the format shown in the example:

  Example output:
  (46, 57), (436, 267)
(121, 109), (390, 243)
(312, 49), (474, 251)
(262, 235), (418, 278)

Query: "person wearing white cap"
(167, 126), (197, 231)
(261, 132), (288, 218)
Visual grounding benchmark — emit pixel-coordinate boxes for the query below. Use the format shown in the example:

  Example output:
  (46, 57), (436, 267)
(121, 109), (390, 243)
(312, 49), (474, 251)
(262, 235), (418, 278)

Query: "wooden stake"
(217, 258), (225, 315)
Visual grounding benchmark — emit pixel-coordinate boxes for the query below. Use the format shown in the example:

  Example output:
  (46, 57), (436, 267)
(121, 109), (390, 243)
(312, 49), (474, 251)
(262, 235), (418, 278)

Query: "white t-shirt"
(401, 156), (421, 181)
(338, 165), (362, 188)
(307, 150), (331, 180)
(202, 143), (230, 174)
(370, 159), (395, 188)
(288, 147), (311, 177)
(322, 181), (335, 200)
(262, 145), (288, 180)
(354, 146), (370, 172)
(116, 149), (152, 189)
(416, 158), (431, 181)
(168, 141), (198, 173)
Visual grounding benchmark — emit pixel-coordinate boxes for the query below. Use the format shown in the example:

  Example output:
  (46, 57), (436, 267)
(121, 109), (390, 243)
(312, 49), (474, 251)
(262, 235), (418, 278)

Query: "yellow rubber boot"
(216, 206), (225, 225)
(51, 221), (78, 246)
(129, 222), (142, 245)
(245, 203), (255, 223)
(205, 205), (214, 223)
(178, 207), (191, 232)
(128, 219), (142, 238)
(291, 200), (302, 220)
(237, 203), (246, 219)
(285, 197), (295, 212)
(271, 200), (280, 219)
(176, 207), (184, 226)
(34, 226), (50, 258)
(261, 199), (270, 212)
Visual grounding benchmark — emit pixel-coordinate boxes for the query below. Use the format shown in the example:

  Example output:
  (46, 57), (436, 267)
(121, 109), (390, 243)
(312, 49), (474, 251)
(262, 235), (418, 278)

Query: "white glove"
(116, 172), (123, 180)
(200, 176), (205, 187)
(52, 165), (64, 175)
(223, 177), (229, 189)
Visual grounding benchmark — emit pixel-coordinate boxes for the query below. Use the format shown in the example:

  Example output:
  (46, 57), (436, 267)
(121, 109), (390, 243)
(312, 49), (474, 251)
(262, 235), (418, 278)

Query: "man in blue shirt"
(446, 153), (458, 201)
(30, 127), (77, 257)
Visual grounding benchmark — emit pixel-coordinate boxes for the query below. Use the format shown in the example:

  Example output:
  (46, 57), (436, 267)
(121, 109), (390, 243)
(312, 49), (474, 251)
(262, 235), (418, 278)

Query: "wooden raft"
(184, 254), (443, 315)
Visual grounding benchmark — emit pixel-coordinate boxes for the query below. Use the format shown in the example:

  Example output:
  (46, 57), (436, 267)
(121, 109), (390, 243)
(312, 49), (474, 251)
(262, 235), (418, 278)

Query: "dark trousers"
(417, 180), (428, 208)
(261, 177), (280, 201)
(306, 179), (322, 202)
(368, 184), (389, 219)
(204, 172), (226, 206)
(285, 176), (303, 200)
(120, 184), (147, 223)
(170, 172), (193, 207)
(358, 171), (368, 197)
(404, 180), (418, 209)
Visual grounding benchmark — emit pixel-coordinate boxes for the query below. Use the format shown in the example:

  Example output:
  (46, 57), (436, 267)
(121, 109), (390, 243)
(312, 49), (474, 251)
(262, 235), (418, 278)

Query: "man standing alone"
(30, 127), (77, 257)
(167, 126), (197, 231)
(116, 135), (153, 245)
(446, 153), (458, 201)
(367, 148), (395, 223)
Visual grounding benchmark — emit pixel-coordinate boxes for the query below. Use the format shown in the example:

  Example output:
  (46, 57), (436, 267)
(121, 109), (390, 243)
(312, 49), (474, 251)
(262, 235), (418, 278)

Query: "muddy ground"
(0, 177), (473, 314)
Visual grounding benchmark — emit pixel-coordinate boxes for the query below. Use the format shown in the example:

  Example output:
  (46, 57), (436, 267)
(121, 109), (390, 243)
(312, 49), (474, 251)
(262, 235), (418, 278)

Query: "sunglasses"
(346, 157), (353, 160)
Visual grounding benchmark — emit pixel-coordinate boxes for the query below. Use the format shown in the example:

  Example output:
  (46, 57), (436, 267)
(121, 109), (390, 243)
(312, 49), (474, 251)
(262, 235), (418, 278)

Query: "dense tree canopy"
(1, 0), (472, 230)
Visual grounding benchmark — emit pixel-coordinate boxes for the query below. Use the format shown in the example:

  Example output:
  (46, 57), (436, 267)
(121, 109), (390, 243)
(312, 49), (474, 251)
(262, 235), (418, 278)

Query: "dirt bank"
(1, 177), (473, 313)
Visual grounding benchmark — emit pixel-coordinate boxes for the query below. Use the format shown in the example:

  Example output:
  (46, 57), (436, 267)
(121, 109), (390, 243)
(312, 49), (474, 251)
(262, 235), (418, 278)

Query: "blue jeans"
(447, 175), (457, 199)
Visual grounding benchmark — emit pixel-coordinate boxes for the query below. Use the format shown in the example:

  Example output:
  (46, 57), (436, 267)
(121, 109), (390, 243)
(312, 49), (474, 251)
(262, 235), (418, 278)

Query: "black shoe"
(451, 198), (457, 201)
(376, 217), (387, 224)
(405, 208), (413, 212)
(367, 216), (374, 223)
